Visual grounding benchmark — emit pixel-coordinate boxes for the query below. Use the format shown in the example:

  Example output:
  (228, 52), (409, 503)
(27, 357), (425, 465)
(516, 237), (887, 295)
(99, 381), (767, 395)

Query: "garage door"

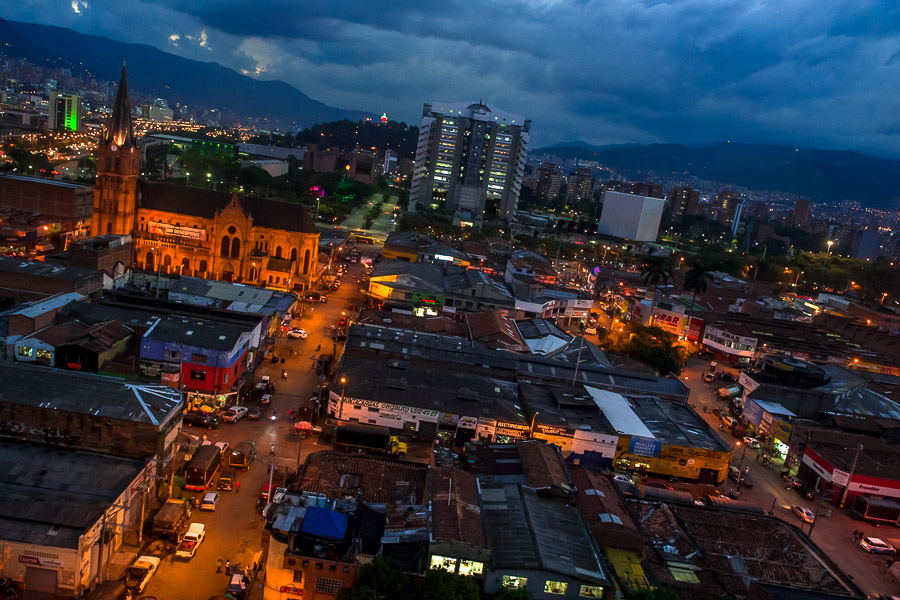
(25, 566), (57, 593)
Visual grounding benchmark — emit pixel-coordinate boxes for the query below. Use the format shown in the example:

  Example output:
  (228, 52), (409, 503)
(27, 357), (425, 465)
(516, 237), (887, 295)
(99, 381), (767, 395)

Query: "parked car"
(222, 407), (248, 422)
(248, 406), (262, 420)
(743, 437), (760, 449)
(721, 415), (735, 429)
(791, 505), (815, 523)
(227, 573), (250, 599)
(287, 328), (308, 339)
(124, 556), (160, 594)
(184, 412), (219, 429)
(703, 372), (715, 383)
(200, 491), (220, 511)
(860, 536), (895, 554)
(613, 474), (634, 485)
(718, 372), (737, 382)
(260, 394), (272, 406)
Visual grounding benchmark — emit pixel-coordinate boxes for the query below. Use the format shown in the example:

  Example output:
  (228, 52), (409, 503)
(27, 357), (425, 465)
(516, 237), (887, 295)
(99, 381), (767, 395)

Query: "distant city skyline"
(5, 2), (900, 156)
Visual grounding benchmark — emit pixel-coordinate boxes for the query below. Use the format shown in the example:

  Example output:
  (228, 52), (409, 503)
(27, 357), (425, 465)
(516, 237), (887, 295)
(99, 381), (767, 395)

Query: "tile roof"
(138, 181), (318, 234)
(430, 467), (485, 547)
(467, 309), (525, 350)
(570, 468), (643, 551)
(30, 319), (132, 352)
(515, 439), (574, 497)
(298, 451), (428, 504)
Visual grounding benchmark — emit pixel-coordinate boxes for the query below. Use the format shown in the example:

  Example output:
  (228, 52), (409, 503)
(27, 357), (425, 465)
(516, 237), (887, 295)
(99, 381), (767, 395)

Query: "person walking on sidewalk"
(270, 444), (275, 456)
(217, 557), (223, 573)
(225, 560), (231, 576)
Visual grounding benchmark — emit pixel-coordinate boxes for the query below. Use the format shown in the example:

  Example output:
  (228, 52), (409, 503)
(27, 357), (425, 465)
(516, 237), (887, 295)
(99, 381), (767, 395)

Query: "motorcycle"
(281, 369), (287, 380)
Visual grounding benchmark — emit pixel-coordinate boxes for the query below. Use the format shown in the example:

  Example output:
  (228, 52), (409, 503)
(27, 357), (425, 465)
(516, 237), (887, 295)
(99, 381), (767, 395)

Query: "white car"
(222, 406), (248, 422)
(200, 491), (220, 511)
(124, 556), (160, 593)
(612, 474), (633, 485)
(287, 328), (308, 339)
(743, 437), (760, 449)
(860, 536), (896, 554)
(791, 505), (815, 523)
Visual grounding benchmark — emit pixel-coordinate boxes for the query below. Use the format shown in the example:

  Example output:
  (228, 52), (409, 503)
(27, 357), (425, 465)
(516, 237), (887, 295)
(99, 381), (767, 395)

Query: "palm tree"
(684, 262), (714, 308)
(641, 255), (674, 304)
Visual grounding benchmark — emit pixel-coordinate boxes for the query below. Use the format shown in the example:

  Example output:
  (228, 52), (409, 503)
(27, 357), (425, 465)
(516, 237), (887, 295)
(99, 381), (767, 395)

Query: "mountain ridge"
(533, 142), (900, 209)
(3, 17), (368, 129)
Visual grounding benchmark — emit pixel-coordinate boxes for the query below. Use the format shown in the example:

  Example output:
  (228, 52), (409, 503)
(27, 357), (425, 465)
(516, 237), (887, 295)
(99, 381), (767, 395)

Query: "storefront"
(185, 391), (236, 412)
(740, 398), (794, 453)
(800, 446), (900, 503)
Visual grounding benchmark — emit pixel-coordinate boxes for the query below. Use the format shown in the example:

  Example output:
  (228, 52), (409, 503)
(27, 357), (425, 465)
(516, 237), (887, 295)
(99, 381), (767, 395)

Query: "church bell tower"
(92, 61), (140, 237)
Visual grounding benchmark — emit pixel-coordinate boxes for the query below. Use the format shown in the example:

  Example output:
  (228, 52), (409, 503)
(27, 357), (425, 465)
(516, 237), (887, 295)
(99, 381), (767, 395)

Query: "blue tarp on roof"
(754, 399), (796, 417)
(300, 507), (348, 540)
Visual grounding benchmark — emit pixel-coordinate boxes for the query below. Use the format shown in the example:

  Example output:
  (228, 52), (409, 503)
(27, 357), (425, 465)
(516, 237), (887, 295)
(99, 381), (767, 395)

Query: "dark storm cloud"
(7, 0), (900, 154)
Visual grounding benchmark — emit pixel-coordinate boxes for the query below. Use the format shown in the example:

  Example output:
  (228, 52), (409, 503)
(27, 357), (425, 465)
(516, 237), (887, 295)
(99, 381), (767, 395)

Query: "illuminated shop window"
(458, 560), (483, 576)
(502, 575), (527, 589)
(430, 556), (457, 573)
(579, 585), (604, 597)
(544, 581), (568, 595)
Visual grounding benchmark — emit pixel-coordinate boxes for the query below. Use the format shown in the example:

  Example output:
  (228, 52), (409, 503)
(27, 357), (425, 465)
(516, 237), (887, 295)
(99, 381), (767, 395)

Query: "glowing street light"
(823, 240), (834, 267)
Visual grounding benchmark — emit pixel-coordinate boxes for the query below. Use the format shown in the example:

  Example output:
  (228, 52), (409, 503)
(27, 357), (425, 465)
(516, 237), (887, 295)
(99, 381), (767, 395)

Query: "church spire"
(103, 60), (136, 148)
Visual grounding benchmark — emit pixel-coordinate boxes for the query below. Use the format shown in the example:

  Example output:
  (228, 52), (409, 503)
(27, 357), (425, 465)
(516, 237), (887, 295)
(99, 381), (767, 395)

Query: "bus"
(353, 235), (376, 245)
(184, 444), (223, 491)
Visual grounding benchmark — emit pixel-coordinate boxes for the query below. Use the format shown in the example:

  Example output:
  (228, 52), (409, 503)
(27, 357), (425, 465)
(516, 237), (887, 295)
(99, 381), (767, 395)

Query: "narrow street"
(123, 258), (372, 600)
(680, 358), (900, 597)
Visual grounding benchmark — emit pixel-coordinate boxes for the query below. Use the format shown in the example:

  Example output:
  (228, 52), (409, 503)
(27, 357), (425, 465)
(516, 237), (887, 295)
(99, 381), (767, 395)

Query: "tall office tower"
(48, 92), (81, 132)
(409, 101), (530, 226)
(791, 197), (810, 227)
(666, 187), (700, 222)
(534, 163), (563, 203)
(565, 167), (595, 204)
(714, 190), (742, 226)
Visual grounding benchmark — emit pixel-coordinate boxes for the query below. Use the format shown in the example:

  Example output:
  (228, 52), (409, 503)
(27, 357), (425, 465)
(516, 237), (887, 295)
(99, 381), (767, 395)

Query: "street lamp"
(839, 443), (863, 508)
(734, 440), (749, 494)
(823, 241), (834, 267)
(337, 377), (347, 421)
(529, 412), (541, 438)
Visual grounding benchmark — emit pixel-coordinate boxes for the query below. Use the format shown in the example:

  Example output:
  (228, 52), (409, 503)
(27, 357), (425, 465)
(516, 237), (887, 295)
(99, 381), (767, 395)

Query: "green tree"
(683, 262), (714, 307)
(640, 255), (674, 302)
(495, 586), (534, 600)
(421, 568), (480, 600)
(626, 586), (679, 600)
(337, 555), (406, 600)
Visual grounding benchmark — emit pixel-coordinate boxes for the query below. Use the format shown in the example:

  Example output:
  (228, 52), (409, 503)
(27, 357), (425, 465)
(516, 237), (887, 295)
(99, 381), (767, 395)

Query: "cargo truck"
(152, 499), (192, 541)
(333, 424), (407, 458)
(854, 496), (900, 524)
(227, 441), (257, 470)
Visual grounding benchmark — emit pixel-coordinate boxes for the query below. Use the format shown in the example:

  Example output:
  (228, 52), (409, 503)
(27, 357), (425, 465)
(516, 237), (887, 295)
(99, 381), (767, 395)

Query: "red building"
(800, 442), (900, 505)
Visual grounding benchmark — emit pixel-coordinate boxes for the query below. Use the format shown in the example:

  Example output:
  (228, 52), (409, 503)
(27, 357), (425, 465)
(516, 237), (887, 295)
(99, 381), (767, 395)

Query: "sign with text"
(628, 436), (662, 458)
(147, 222), (207, 241)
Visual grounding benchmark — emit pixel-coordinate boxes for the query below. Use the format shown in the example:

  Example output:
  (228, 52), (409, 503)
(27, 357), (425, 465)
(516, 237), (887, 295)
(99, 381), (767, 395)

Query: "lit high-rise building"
(48, 92), (81, 132)
(535, 163), (562, 203)
(409, 101), (530, 226)
(667, 186), (700, 222)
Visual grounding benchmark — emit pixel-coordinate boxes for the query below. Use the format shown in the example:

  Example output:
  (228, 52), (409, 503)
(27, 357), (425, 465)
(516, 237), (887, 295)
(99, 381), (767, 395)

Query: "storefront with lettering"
(614, 434), (732, 484)
(801, 446), (900, 503)
(328, 393), (442, 439)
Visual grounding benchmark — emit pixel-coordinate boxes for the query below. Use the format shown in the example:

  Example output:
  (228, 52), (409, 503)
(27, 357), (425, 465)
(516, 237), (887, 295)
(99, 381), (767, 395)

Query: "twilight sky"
(8, 1), (900, 155)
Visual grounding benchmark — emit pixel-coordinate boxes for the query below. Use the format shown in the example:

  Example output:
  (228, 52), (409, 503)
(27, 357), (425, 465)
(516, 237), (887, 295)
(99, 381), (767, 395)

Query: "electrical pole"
(839, 443), (863, 508)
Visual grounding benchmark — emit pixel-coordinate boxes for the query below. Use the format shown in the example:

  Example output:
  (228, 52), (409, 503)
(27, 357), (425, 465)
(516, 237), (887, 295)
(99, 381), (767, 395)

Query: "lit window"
(458, 560), (483, 576)
(579, 585), (604, 597)
(17, 346), (34, 358)
(544, 581), (568, 595)
(430, 556), (457, 573)
(502, 575), (527, 589)
(190, 370), (206, 381)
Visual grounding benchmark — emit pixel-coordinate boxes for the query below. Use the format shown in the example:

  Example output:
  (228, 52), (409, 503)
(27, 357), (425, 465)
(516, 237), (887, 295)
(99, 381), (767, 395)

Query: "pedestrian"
(225, 560), (231, 576)
(217, 557), (224, 573)
(202, 433), (208, 443)
(235, 481), (241, 493)
(270, 444), (275, 456)
(852, 530), (859, 541)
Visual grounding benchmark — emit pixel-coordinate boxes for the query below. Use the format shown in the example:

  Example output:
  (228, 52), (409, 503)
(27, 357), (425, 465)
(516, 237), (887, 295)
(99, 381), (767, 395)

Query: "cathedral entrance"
(222, 268), (235, 282)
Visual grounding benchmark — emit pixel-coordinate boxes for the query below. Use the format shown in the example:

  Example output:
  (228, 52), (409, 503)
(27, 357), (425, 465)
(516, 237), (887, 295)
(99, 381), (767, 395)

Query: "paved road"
(680, 358), (900, 597)
(341, 193), (398, 234)
(134, 260), (371, 600)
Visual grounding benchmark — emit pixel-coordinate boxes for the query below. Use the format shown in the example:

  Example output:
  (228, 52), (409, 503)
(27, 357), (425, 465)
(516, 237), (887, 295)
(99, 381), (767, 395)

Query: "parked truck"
(152, 499), (192, 540)
(227, 441), (257, 470)
(175, 523), (206, 559)
(333, 424), (407, 458)
(853, 496), (900, 524)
